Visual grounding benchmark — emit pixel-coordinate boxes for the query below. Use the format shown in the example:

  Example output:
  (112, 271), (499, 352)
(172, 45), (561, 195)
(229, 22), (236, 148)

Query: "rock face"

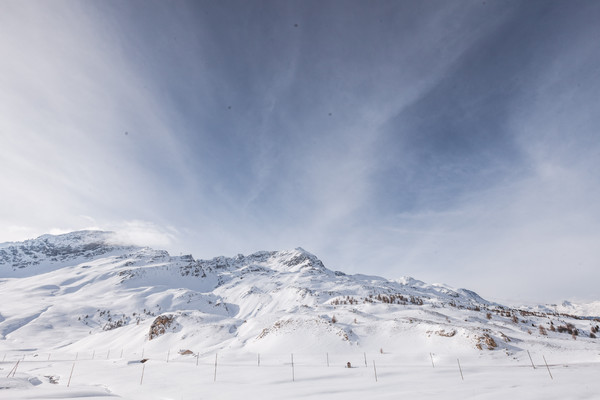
(149, 315), (176, 340)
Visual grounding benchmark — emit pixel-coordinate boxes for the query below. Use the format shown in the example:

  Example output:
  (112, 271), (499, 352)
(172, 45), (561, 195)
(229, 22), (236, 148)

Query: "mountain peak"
(34, 230), (116, 245)
(273, 247), (326, 271)
(0, 230), (141, 276)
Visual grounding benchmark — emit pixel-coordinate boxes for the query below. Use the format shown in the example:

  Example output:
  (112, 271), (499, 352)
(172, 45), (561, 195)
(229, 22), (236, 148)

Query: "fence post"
(543, 355), (553, 380)
(373, 360), (378, 382)
(326, 352), (329, 367)
(291, 353), (295, 382)
(166, 349), (170, 363)
(364, 352), (367, 367)
(6, 360), (19, 378)
(527, 350), (536, 369)
(457, 358), (464, 380)
(140, 364), (145, 385)
(12, 360), (19, 377)
(214, 353), (218, 382)
(430, 353), (435, 368)
(67, 363), (75, 387)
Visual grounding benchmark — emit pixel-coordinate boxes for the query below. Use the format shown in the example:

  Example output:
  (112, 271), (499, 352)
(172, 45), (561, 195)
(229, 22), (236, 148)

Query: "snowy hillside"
(0, 230), (139, 277)
(1, 231), (599, 399)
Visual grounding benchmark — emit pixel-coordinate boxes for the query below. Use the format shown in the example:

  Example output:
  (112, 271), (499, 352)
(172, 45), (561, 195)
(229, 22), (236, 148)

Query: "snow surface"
(0, 231), (599, 399)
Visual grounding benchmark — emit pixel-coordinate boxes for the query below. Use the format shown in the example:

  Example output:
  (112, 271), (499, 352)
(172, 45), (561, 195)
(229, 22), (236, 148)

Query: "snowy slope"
(554, 300), (600, 318)
(0, 231), (599, 399)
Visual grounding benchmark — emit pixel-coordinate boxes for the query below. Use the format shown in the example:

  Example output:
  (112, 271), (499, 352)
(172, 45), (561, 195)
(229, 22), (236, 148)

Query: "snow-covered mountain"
(1, 231), (598, 358)
(2, 230), (600, 399)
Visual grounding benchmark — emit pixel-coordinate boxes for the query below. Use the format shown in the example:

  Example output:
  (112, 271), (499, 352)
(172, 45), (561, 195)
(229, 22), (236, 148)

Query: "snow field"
(1, 349), (599, 399)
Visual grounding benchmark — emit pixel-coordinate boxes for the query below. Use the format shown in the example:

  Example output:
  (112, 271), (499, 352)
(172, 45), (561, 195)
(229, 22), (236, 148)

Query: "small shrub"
(476, 334), (497, 350)
(539, 325), (547, 335)
(557, 323), (577, 335)
(435, 329), (456, 337)
(486, 312), (492, 320)
(484, 334), (497, 349)
(331, 315), (337, 324)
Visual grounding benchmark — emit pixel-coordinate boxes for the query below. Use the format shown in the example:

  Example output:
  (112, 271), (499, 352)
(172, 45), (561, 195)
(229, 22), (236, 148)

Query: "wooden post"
(67, 363), (75, 387)
(430, 353), (435, 368)
(373, 360), (378, 382)
(543, 355), (553, 380)
(196, 353), (199, 367)
(213, 353), (218, 382)
(326, 352), (329, 367)
(166, 349), (170, 363)
(140, 364), (146, 385)
(364, 352), (367, 367)
(527, 350), (536, 369)
(457, 358), (464, 380)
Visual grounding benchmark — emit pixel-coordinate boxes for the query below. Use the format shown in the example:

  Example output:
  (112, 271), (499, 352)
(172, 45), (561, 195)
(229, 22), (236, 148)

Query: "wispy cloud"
(2, 0), (599, 303)
(0, 1), (192, 236)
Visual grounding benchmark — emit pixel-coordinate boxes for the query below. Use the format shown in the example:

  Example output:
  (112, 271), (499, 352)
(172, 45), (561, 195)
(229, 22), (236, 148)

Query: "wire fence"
(1, 347), (591, 386)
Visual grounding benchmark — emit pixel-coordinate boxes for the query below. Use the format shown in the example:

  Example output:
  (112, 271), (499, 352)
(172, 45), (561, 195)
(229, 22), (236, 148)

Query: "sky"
(1, 0), (600, 304)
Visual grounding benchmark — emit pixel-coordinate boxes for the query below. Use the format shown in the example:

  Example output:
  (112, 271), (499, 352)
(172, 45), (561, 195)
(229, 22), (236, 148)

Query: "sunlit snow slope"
(1, 231), (598, 358)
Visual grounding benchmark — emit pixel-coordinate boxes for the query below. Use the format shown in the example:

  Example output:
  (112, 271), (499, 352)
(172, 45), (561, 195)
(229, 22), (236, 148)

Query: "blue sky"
(1, 0), (600, 303)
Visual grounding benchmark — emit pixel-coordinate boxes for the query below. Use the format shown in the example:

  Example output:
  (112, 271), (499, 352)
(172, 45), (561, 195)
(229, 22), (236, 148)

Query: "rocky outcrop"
(149, 314), (176, 340)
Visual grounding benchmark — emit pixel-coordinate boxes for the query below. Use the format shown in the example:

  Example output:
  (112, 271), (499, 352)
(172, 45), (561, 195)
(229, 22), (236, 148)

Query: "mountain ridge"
(0, 230), (598, 358)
